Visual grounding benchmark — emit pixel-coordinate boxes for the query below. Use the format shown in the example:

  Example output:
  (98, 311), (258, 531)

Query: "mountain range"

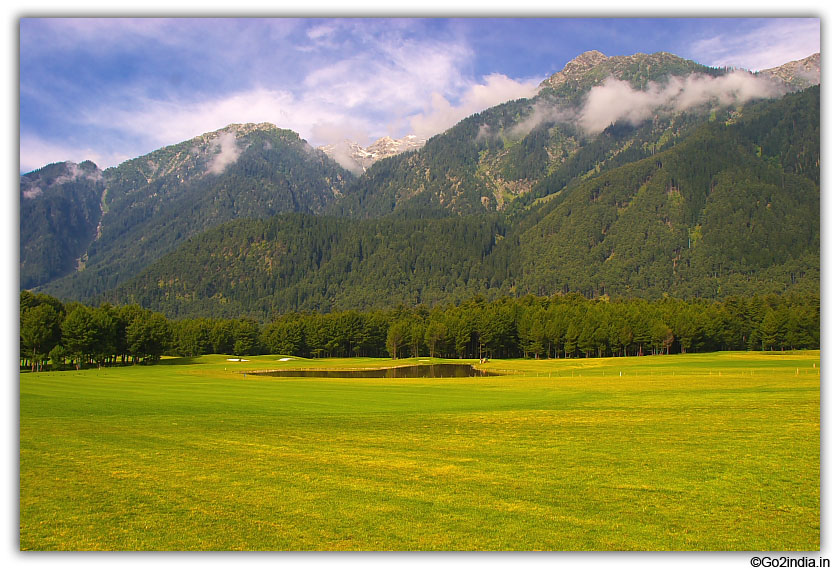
(20, 51), (820, 320)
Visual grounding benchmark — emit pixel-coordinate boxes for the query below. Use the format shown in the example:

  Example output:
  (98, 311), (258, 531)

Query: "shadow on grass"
(20, 356), (206, 373)
(158, 357), (203, 366)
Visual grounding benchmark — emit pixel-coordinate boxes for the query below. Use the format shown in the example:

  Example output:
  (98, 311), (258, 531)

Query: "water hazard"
(248, 363), (497, 379)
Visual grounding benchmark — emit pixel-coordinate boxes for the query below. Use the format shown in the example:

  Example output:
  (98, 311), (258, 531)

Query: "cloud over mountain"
(205, 132), (242, 175)
(408, 73), (540, 139)
(578, 71), (783, 134)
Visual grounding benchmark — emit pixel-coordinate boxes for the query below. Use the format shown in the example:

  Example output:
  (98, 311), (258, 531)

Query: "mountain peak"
(538, 50), (714, 93)
(365, 135), (424, 157)
(567, 50), (608, 69)
(759, 53), (820, 90)
(223, 122), (280, 134)
(208, 122), (298, 141)
(21, 160), (103, 199)
(319, 134), (425, 174)
(541, 50), (608, 88)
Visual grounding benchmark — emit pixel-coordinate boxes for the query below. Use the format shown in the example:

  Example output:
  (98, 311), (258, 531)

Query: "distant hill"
(318, 135), (425, 174)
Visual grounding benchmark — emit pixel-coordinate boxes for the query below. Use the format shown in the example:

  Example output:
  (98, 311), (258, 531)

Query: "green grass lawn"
(19, 351), (820, 551)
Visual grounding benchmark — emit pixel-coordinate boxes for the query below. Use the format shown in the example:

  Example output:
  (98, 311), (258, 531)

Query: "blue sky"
(18, 16), (820, 172)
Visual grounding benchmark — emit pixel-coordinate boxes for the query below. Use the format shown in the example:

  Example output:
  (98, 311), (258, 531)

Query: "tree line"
(20, 290), (171, 371)
(21, 289), (819, 371)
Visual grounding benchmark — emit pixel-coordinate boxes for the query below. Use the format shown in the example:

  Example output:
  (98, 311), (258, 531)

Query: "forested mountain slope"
(330, 51), (769, 218)
(513, 97), (819, 299)
(108, 87), (819, 320)
(32, 123), (351, 298)
(21, 51), (819, 320)
(20, 160), (105, 289)
(105, 213), (513, 319)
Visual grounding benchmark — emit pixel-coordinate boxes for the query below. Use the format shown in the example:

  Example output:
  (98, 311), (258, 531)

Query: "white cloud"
(306, 21), (340, 43)
(19, 133), (127, 173)
(320, 142), (366, 176)
(24, 64), (784, 172)
(205, 132), (242, 175)
(20, 159), (103, 196)
(22, 187), (43, 199)
(20, 17), (824, 173)
(310, 121), (373, 148)
(73, 88), (353, 156)
(506, 99), (576, 139)
(408, 73), (540, 139)
(94, 89), (297, 148)
(53, 161), (102, 184)
(36, 28), (539, 167)
(577, 71), (783, 135)
(301, 36), (472, 114)
(21, 88), (319, 171)
(688, 19), (820, 71)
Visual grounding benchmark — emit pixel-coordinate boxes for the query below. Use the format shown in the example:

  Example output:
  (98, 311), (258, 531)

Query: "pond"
(248, 363), (498, 379)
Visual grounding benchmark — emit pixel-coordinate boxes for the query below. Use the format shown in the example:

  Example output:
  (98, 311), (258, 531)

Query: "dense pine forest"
(21, 289), (819, 371)
(20, 160), (105, 290)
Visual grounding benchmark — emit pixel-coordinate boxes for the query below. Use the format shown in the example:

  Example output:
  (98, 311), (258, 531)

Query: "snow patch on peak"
(319, 135), (426, 174)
